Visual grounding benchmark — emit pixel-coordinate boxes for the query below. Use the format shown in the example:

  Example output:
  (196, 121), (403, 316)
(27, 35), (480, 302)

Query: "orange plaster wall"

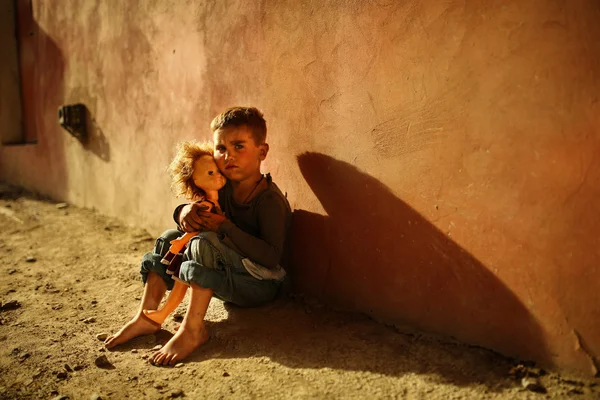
(0, 0), (598, 376)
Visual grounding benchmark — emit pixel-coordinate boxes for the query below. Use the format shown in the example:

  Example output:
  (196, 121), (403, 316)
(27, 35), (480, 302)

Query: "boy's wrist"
(218, 219), (235, 236)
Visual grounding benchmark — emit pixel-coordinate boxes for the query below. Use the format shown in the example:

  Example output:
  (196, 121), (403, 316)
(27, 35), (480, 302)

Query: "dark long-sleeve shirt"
(174, 174), (291, 268)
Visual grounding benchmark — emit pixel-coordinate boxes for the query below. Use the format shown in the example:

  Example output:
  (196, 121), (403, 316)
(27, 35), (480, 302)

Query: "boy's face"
(192, 155), (226, 193)
(213, 125), (267, 183)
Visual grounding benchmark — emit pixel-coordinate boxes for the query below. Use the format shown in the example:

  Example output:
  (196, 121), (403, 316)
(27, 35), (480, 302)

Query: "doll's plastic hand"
(196, 211), (226, 233)
(179, 203), (209, 232)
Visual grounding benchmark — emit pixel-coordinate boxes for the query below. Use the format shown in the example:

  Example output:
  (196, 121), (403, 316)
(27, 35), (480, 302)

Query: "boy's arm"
(218, 192), (289, 269)
(174, 202), (213, 232)
(172, 204), (186, 230)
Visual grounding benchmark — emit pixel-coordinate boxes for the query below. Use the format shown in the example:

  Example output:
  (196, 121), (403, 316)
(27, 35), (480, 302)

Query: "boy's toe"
(157, 352), (168, 365)
(104, 335), (115, 348)
(149, 352), (160, 365)
(166, 354), (177, 365)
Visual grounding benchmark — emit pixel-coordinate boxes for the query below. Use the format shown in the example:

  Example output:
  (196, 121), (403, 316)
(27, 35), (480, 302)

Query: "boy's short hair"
(210, 106), (267, 144)
(169, 140), (213, 200)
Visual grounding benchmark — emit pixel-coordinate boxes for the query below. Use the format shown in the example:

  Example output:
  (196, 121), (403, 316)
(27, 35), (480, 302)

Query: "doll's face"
(192, 155), (226, 193)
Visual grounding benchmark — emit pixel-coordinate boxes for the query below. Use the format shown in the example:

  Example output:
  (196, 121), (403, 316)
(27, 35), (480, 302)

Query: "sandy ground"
(0, 182), (598, 400)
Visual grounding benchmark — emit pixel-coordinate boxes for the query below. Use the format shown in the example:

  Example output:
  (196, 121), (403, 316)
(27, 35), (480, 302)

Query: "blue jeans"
(140, 230), (281, 307)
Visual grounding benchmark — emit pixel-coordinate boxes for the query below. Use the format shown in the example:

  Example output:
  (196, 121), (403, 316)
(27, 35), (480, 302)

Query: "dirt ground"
(0, 182), (598, 400)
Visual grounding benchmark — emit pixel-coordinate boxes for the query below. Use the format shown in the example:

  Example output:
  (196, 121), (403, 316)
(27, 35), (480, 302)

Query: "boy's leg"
(149, 282), (212, 365)
(149, 233), (220, 365)
(104, 230), (180, 348)
(180, 232), (281, 307)
(149, 231), (279, 364)
(104, 271), (166, 348)
(143, 280), (188, 324)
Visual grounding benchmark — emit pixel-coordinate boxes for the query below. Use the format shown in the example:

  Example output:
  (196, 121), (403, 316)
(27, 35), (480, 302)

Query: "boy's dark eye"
(235, 144), (243, 150)
(216, 145), (225, 153)
(208, 171), (214, 176)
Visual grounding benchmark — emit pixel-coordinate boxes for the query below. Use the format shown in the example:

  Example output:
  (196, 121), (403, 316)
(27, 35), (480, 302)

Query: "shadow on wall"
(83, 105), (111, 162)
(57, 103), (111, 162)
(289, 152), (549, 367)
(13, 4), (70, 197)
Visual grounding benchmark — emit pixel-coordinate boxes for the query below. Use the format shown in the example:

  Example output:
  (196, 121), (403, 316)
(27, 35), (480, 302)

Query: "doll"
(143, 140), (226, 325)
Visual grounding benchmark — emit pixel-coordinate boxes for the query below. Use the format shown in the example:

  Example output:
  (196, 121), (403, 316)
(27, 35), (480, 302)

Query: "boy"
(105, 107), (291, 366)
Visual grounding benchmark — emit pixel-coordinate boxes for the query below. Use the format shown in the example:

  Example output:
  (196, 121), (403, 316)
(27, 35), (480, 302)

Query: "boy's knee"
(197, 231), (220, 242)
(160, 229), (182, 242)
(185, 232), (221, 265)
(140, 252), (174, 290)
(154, 229), (182, 256)
(190, 231), (220, 249)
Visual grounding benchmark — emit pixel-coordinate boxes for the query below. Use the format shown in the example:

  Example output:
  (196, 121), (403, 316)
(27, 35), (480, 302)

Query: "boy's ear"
(259, 143), (269, 160)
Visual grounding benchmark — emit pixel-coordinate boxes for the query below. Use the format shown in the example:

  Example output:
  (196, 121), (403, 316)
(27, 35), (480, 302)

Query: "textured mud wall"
(0, 0), (598, 375)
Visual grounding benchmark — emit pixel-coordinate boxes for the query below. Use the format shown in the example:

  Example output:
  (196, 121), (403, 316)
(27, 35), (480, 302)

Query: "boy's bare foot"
(104, 312), (161, 349)
(149, 324), (209, 366)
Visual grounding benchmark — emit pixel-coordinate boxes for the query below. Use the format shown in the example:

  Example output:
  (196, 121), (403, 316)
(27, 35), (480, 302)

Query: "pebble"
(0, 300), (21, 311)
(170, 389), (184, 398)
(131, 349), (138, 354)
(56, 203), (69, 209)
(89, 394), (102, 400)
(8, 269), (16, 275)
(51, 395), (69, 400)
(25, 256), (37, 262)
(83, 317), (96, 324)
(73, 365), (85, 371)
(151, 344), (163, 351)
(94, 355), (114, 369)
(223, 371), (230, 377)
(174, 363), (184, 368)
(56, 371), (68, 380)
(141, 354), (149, 359)
(64, 364), (73, 372)
(96, 333), (108, 341)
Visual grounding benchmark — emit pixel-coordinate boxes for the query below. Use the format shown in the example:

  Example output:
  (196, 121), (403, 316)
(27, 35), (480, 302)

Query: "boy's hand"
(179, 203), (226, 232)
(179, 203), (211, 232)
(195, 211), (226, 232)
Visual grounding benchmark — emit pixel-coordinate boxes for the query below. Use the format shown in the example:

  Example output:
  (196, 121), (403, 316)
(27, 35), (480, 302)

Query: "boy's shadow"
(289, 152), (548, 365)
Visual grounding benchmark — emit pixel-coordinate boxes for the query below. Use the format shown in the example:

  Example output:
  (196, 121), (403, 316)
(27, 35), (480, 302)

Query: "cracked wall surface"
(0, 0), (598, 376)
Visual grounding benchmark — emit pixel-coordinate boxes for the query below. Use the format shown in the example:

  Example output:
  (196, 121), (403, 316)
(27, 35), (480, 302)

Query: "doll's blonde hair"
(169, 140), (214, 200)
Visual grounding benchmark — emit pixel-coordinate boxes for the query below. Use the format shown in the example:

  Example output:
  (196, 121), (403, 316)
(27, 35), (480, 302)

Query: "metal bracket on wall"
(58, 103), (87, 141)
